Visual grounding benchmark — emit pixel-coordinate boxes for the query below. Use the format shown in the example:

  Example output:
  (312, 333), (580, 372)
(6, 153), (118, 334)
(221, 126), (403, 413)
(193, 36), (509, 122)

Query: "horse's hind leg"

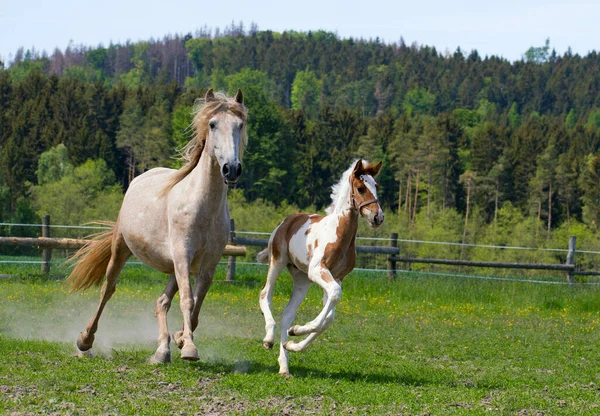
(77, 240), (131, 355)
(151, 274), (178, 363)
(259, 256), (286, 349)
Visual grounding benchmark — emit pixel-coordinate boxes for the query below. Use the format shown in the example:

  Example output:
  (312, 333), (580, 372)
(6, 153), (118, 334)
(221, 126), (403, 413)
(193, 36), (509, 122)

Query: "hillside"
(1, 24), (600, 248)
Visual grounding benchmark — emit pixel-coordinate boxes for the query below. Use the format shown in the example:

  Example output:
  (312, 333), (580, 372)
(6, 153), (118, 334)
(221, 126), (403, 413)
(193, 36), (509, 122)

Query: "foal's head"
(195, 88), (248, 185)
(350, 159), (384, 228)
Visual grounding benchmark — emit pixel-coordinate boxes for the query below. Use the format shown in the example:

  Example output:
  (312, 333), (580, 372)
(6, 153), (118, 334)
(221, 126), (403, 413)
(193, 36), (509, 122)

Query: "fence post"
(226, 218), (236, 282)
(387, 232), (398, 281)
(566, 235), (576, 285)
(41, 214), (51, 274)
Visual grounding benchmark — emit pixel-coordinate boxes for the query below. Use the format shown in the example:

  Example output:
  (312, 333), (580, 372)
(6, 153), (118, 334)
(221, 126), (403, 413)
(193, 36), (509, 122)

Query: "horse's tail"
(256, 248), (270, 264)
(67, 224), (115, 292)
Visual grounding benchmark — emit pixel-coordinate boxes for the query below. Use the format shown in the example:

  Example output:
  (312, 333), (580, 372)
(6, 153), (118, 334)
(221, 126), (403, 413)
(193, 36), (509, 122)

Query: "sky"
(1, 0), (598, 64)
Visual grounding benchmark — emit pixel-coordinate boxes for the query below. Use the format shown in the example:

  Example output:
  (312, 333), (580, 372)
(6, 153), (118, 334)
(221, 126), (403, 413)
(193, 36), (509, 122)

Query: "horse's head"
(350, 159), (384, 228)
(203, 88), (247, 185)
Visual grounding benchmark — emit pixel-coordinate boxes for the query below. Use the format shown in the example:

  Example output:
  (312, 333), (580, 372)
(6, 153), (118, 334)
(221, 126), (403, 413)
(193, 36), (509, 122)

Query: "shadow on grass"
(188, 358), (503, 389)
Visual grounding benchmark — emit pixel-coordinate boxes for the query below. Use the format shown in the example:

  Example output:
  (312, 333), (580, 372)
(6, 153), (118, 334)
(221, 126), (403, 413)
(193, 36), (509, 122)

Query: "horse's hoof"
(180, 345), (199, 361)
(173, 331), (184, 349)
(150, 350), (171, 364)
(75, 346), (95, 358)
(279, 371), (292, 378)
(282, 341), (292, 351)
(76, 332), (94, 352)
(287, 326), (298, 336)
(263, 341), (274, 350)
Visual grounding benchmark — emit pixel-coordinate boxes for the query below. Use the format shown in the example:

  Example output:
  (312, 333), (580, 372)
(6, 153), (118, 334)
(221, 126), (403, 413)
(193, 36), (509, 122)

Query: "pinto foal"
(257, 159), (383, 375)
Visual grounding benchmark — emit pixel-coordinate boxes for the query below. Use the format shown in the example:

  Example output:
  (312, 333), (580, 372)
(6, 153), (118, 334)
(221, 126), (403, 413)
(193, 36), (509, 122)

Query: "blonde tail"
(66, 225), (114, 292)
(256, 248), (270, 264)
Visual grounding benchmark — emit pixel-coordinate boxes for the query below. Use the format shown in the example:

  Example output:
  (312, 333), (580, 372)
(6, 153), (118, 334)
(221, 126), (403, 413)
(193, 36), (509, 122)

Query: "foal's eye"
(209, 121), (216, 130)
(357, 186), (366, 194)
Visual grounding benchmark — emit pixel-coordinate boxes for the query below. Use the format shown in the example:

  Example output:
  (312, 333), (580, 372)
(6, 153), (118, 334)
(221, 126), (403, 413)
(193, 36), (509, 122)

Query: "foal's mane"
(326, 159), (372, 215)
(160, 91), (248, 197)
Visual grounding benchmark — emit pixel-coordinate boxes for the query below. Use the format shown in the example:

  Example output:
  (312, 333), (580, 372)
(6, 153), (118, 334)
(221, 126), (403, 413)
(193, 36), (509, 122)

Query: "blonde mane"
(160, 91), (248, 197)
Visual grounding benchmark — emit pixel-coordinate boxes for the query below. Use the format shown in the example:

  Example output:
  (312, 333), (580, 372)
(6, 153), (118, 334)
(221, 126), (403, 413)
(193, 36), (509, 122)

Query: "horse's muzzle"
(222, 162), (243, 185)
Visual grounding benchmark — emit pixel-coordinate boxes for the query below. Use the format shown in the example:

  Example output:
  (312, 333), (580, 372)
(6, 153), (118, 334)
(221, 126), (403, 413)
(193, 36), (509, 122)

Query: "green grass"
(1, 264), (600, 414)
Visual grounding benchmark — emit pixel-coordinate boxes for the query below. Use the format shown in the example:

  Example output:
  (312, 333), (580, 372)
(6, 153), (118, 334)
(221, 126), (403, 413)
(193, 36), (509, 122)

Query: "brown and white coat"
(258, 159), (383, 376)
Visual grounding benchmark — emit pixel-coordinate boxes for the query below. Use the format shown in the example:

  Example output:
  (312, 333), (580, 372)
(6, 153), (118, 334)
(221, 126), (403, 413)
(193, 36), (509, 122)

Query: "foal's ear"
(352, 159), (364, 176)
(370, 161), (383, 177)
(234, 88), (244, 104)
(205, 88), (216, 102)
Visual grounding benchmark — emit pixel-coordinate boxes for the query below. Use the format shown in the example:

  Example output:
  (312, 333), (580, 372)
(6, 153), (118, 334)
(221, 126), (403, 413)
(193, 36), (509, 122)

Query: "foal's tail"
(256, 248), (270, 264)
(67, 223), (115, 292)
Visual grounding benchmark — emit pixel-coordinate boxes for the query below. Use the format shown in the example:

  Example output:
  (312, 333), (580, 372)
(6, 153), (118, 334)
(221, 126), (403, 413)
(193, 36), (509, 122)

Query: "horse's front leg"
(173, 267), (215, 348)
(287, 266), (341, 338)
(150, 274), (178, 363)
(171, 251), (199, 361)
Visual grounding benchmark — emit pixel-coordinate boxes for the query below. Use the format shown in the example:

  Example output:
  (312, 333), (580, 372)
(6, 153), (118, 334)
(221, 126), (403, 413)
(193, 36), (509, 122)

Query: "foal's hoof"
(180, 345), (199, 361)
(287, 325), (299, 336)
(173, 331), (185, 349)
(149, 350), (171, 364)
(263, 341), (274, 350)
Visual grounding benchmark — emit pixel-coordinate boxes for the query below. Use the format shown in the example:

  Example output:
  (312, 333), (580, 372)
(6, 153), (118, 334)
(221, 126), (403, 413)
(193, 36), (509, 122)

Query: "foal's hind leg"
(259, 256), (286, 349)
(77, 239), (131, 355)
(277, 266), (311, 376)
(150, 274), (178, 363)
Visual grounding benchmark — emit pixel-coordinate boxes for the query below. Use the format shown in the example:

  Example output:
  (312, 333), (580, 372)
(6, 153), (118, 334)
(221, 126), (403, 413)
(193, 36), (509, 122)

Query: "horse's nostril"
(236, 163), (242, 177)
(222, 164), (230, 177)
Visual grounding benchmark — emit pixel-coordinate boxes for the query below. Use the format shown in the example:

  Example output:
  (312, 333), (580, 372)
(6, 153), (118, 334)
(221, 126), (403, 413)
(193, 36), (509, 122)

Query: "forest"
(1, 23), (600, 257)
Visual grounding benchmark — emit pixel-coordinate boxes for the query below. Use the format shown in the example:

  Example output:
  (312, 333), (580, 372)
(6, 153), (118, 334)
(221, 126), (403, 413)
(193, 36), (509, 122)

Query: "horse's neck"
(181, 151), (228, 210)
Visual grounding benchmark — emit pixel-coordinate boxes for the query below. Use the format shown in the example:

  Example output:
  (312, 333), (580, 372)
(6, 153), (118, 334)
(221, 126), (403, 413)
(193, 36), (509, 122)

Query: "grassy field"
(1, 262), (600, 415)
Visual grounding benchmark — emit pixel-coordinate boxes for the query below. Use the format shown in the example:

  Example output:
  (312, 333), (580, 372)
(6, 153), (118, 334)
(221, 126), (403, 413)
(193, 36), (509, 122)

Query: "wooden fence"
(2, 216), (600, 284)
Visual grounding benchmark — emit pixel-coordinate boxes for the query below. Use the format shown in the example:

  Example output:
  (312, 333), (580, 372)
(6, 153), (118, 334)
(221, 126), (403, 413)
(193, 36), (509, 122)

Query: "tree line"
(1, 24), (600, 257)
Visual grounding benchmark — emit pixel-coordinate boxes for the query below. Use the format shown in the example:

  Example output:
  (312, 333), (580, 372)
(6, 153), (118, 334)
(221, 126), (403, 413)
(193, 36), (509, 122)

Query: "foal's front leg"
(287, 266), (341, 338)
(283, 291), (337, 353)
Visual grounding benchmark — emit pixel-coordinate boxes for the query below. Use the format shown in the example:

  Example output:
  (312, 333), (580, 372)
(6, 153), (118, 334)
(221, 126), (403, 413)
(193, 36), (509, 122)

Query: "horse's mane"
(326, 159), (371, 215)
(159, 91), (248, 197)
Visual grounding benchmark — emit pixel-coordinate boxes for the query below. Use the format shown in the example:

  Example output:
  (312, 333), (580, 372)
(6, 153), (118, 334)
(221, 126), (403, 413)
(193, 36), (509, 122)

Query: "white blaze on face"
(360, 175), (378, 199)
(359, 174), (384, 226)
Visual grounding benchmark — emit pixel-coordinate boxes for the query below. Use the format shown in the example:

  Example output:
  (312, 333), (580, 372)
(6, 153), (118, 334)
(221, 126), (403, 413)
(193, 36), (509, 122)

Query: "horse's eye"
(375, 183), (379, 190)
(209, 121), (216, 130)
(239, 122), (244, 129)
(357, 186), (366, 194)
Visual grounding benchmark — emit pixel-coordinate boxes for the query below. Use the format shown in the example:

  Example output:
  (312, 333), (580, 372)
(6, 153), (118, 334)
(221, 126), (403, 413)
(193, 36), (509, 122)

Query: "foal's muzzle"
(222, 162), (243, 184)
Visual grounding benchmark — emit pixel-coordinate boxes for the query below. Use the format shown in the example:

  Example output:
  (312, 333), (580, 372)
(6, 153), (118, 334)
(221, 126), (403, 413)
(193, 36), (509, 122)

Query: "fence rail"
(2, 216), (600, 284)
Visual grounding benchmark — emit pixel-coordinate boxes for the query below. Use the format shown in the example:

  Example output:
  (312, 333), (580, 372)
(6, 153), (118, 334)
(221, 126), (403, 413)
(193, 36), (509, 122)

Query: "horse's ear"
(370, 161), (383, 177)
(205, 88), (215, 102)
(234, 88), (244, 104)
(352, 159), (363, 176)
